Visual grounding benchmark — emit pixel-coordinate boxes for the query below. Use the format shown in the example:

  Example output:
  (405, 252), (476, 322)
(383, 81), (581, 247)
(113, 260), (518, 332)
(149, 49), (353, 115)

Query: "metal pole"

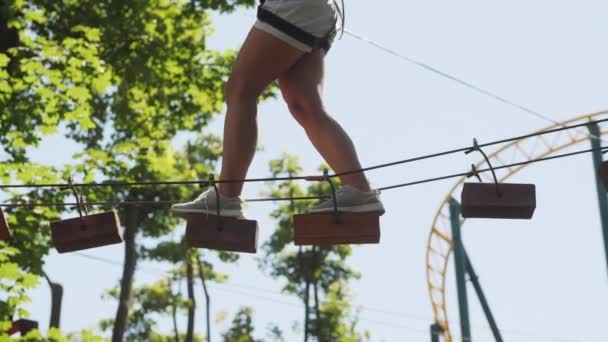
(430, 322), (442, 342)
(463, 249), (503, 342)
(588, 122), (608, 278)
(449, 198), (472, 341)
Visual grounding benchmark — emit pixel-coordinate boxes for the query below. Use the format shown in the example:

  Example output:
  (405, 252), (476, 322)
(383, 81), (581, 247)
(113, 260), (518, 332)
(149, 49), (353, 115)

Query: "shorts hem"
(254, 20), (313, 53)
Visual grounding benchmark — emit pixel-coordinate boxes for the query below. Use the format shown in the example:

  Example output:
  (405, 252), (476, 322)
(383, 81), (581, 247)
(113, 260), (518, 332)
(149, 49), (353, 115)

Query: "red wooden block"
(293, 212), (381, 246)
(600, 160), (608, 191)
(50, 211), (123, 253)
(185, 214), (258, 253)
(8, 319), (38, 336)
(461, 182), (536, 219)
(0, 208), (11, 241)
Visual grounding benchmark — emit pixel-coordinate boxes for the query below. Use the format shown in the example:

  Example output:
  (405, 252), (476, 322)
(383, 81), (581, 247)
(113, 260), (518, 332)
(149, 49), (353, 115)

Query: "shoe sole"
(308, 202), (386, 215)
(171, 207), (245, 219)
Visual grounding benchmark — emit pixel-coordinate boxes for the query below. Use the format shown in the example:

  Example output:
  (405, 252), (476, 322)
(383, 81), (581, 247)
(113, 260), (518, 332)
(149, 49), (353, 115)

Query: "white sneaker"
(309, 185), (385, 215)
(171, 188), (245, 218)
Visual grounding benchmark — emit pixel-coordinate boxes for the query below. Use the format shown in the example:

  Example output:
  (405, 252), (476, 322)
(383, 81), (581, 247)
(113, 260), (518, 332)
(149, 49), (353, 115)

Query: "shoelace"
(195, 188), (211, 217)
(320, 187), (345, 206)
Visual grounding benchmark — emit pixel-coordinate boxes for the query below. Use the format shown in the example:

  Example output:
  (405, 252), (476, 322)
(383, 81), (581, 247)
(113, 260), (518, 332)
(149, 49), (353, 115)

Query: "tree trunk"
(0, 16), (19, 52)
(312, 247), (321, 338)
(112, 206), (138, 342)
(186, 256), (196, 342)
(196, 254), (211, 342)
(298, 246), (310, 342)
(172, 293), (180, 342)
(42, 272), (62, 329)
(304, 280), (311, 342)
(291, 191), (312, 342)
(313, 281), (320, 337)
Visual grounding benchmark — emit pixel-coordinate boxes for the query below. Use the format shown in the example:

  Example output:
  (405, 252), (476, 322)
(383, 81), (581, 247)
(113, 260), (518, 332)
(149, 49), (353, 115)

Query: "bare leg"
(219, 28), (304, 197)
(279, 49), (371, 192)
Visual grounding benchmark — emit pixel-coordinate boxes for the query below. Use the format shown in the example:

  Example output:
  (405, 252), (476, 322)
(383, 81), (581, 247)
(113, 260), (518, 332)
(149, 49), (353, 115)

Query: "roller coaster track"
(426, 110), (608, 341)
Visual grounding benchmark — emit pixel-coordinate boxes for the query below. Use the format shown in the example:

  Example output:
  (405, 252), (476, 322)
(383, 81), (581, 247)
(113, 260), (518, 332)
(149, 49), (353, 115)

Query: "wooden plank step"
(461, 182), (536, 219)
(293, 212), (381, 246)
(185, 214), (258, 254)
(50, 211), (123, 253)
(0, 208), (11, 241)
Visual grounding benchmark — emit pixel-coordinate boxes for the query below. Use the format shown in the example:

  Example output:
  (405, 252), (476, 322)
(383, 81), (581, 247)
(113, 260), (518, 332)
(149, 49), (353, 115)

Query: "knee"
(225, 75), (262, 107)
(283, 91), (326, 130)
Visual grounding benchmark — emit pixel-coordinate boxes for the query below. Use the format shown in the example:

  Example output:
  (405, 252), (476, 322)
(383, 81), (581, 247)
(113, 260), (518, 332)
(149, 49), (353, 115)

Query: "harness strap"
(257, 5), (331, 52)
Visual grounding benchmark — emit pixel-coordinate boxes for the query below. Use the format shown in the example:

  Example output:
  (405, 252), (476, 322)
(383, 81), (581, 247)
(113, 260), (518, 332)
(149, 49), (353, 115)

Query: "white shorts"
(255, 0), (340, 52)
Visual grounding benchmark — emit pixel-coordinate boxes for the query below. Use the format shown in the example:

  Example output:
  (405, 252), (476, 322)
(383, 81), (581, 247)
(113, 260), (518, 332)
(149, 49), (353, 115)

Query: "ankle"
(343, 182), (372, 193)
(218, 185), (242, 199)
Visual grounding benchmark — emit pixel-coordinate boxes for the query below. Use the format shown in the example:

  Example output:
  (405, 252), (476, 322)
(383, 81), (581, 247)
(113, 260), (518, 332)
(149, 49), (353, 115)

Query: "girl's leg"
(278, 49), (371, 192)
(219, 27), (305, 197)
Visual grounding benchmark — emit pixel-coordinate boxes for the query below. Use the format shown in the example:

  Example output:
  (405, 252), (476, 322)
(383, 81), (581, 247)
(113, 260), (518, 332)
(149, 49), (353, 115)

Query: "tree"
(0, 246), (39, 328)
(1, 0), (264, 340)
(140, 236), (238, 342)
(260, 154), (369, 342)
(101, 274), (196, 342)
(0, 245), (102, 340)
(221, 307), (261, 342)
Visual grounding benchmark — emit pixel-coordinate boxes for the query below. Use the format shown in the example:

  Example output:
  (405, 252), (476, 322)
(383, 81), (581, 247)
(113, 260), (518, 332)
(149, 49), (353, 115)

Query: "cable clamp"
(208, 174), (223, 231)
(465, 138), (502, 198)
(65, 177), (88, 230)
(306, 170), (340, 223)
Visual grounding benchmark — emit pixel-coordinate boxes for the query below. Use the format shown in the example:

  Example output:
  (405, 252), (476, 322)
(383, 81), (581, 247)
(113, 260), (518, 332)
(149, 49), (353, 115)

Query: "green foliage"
(1, 0), (239, 157)
(8, 328), (102, 342)
(101, 245), (233, 338)
(147, 333), (205, 342)
(221, 307), (261, 342)
(0, 247), (38, 322)
(0, 0), (250, 269)
(316, 283), (369, 342)
(190, 0), (256, 13)
(262, 154), (359, 298)
(101, 276), (189, 341)
(65, 330), (104, 342)
(0, 248), (103, 341)
(2, 187), (64, 275)
(0, 0), (268, 264)
(0, 0), (272, 339)
(266, 324), (285, 342)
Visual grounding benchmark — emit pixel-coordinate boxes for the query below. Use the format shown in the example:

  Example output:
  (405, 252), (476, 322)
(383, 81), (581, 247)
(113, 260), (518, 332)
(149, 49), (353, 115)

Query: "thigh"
(229, 27), (305, 96)
(278, 49), (326, 106)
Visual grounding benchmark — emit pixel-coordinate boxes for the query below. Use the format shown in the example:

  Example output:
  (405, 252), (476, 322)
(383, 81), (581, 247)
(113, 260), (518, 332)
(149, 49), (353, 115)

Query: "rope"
(377, 145), (607, 191)
(342, 28), (606, 145)
(0, 117), (605, 191)
(2, 145), (606, 208)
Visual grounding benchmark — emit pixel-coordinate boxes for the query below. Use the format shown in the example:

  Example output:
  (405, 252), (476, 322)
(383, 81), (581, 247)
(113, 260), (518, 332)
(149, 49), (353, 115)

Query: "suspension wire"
(342, 29), (551, 123)
(342, 28), (606, 145)
(334, 116), (607, 178)
(2, 144), (606, 208)
(0, 196), (328, 208)
(0, 117), (606, 192)
(0, 174), (310, 190)
(337, 28), (597, 342)
(377, 144), (608, 192)
(0, 22), (594, 342)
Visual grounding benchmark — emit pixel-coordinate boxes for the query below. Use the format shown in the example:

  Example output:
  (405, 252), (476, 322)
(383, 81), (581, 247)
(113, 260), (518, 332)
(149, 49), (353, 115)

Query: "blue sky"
(20, 0), (608, 341)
